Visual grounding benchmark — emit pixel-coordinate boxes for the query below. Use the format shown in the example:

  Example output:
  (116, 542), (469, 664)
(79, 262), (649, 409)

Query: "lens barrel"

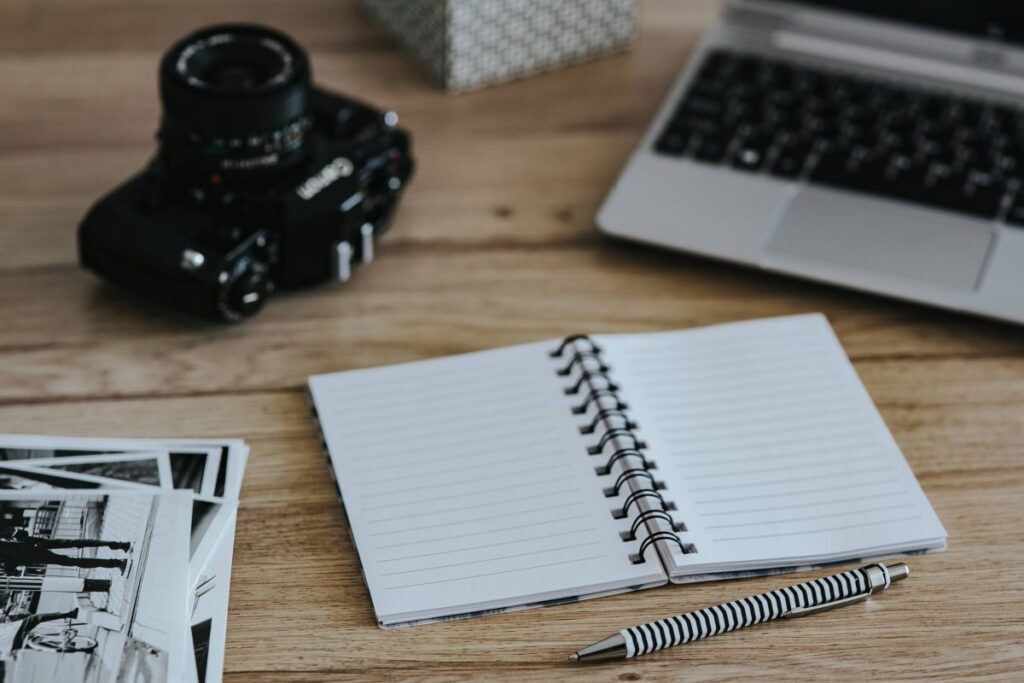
(159, 24), (312, 184)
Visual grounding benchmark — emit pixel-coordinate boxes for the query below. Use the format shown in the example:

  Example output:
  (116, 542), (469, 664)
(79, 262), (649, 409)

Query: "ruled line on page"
(360, 462), (572, 496)
(333, 397), (544, 436)
(679, 440), (878, 468)
(668, 429), (873, 458)
(354, 444), (569, 481)
(635, 370), (843, 403)
(644, 386), (859, 422)
(622, 330), (818, 365)
(354, 436), (563, 474)
(380, 541), (603, 578)
(384, 555), (607, 590)
(653, 401), (864, 435)
(687, 466), (892, 493)
(704, 503), (914, 530)
(627, 357), (833, 391)
(692, 478), (896, 506)
(319, 371), (539, 407)
(631, 345), (829, 369)
(624, 341), (820, 368)
(662, 415), (866, 447)
(364, 487), (580, 524)
(711, 516), (924, 543)
(699, 490), (908, 517)
(360, 475), (573, 512)
(318, 383), (540, 419)
(339, 410), (563, 451)
(357, 450), (568, 485)
(628, 366), (835, 395)
(371, 501), (587, 537)
(350, 427), (565, 462)
(684, 454), (886, 481)
(329, 380), (539, 416)
(627, 344), (825, 375)
(648, 379), (844, 417)
(374, 514), (593, 550)
(378, 527), (598, 563)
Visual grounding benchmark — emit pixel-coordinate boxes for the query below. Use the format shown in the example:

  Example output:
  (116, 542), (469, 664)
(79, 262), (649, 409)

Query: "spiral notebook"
(309, 314), (945, 628)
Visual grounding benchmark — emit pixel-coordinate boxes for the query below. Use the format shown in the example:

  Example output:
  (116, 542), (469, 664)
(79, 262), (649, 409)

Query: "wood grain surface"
(1, 1), (1023, 680)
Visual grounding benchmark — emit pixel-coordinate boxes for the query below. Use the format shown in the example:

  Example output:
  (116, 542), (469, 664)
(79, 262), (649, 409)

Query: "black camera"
(79, 24), (413, 321)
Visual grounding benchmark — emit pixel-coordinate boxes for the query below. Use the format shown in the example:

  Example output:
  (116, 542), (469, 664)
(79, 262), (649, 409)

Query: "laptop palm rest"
(763, 188), (994, 291)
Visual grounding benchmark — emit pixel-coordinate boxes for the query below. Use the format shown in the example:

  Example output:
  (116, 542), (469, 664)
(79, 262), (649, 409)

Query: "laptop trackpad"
(765, 188), (993, 291)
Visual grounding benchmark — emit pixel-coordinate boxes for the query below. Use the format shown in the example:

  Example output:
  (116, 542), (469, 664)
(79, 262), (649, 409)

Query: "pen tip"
(568, 653), (578, 663)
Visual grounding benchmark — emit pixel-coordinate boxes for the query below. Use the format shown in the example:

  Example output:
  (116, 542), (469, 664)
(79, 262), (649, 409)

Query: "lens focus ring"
(159, 24), (310, 139)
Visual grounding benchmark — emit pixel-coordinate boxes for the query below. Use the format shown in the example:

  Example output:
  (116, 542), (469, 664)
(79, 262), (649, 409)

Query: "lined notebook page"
(597, 314), (945, 577)
(309, 341), (665, 627)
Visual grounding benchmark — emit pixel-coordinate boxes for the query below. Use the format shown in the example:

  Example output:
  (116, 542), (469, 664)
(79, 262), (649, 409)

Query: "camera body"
(79, 25), (413, 321)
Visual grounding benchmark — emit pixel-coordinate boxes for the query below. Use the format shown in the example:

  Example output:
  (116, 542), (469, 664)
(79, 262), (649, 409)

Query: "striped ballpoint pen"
(570, 563), (909, 663)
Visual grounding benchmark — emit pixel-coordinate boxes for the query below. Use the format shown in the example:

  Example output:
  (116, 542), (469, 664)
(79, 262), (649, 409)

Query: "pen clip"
(782, 591), (870, 619)
(783, 563), (907, 619)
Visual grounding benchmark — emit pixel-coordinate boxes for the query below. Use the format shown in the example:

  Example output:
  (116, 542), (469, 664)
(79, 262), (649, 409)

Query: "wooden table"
(2, 1), (1022, 680)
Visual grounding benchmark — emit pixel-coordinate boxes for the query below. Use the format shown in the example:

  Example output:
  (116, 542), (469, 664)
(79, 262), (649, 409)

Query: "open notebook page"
(309, 340), (665, 627)
(596, 314), (946, 578)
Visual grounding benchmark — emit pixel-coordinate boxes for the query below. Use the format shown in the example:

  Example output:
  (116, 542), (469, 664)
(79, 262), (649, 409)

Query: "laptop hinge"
(722, 0), (1024, 99)
(723, 2), (788, 33)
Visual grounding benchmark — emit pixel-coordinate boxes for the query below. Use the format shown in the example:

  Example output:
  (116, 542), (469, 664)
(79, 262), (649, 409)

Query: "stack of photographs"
(0, 434), (248, 683)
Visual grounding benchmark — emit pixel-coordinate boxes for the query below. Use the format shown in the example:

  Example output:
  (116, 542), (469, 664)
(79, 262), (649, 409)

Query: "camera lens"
(159, 24), (311, 185)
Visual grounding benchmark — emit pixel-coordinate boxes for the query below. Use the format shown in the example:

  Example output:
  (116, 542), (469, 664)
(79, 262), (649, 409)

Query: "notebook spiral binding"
(551, 335), (698, 565)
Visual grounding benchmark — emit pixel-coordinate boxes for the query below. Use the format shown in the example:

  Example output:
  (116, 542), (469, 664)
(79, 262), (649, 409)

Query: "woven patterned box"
(359, 0), (637, 91)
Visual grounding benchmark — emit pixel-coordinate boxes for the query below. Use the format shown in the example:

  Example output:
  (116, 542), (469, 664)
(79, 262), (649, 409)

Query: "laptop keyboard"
(655, 49), (1024, 226)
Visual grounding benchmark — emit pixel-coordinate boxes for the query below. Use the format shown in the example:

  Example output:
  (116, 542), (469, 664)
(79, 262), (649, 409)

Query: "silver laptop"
(598, 1), (1024, 325)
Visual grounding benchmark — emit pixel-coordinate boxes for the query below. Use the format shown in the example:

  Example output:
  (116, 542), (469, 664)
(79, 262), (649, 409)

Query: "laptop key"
(1004, 194), (1024, 227)
(694, 135), (727, 162)
(769, 149), (807, 179)
(845, 158), (890, 195)
(733, 146), (765, 171)
(929, 175), (1002, 219)
(655, 130), (690, 156)
(687, 117), (726, 137)
(808, 144), (853, 184)
(683, 96), (724, 117)
(882, 159), (934, 205)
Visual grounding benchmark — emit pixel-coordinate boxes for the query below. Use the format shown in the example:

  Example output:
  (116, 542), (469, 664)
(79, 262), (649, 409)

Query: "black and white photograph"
(2, 454), (173, 491)
(0, 467), (154, 494)
(187, 513), (238, 683)
(0, 438), (247, 577)
(0, 490), (190, 682)
(0, 461), (222, 572)
(0, 437), (247, 683)
(0, 437), (246, 502)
